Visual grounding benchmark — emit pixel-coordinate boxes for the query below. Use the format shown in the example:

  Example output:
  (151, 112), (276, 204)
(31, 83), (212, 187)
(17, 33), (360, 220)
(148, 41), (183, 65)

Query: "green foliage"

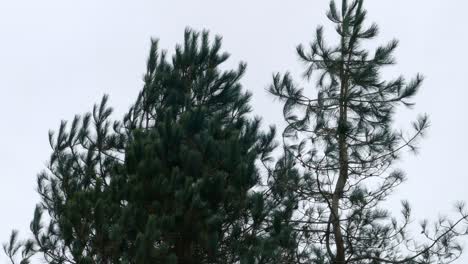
(5, 2), (468, 264)
(5, 29), (295, 264)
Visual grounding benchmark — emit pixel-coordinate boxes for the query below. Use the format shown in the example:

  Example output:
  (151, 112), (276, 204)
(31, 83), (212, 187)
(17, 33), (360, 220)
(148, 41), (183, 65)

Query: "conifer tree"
(4, 29), (294, 264)
(269, 1), (468, 263)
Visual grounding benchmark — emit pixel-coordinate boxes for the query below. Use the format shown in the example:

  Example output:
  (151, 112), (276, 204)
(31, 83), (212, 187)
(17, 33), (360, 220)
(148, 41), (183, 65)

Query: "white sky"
(0, 0), (466, 262)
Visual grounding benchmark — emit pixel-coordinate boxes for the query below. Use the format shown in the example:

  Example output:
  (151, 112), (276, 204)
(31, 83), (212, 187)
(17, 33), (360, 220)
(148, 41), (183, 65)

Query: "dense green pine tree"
(4, 29), (296, 264)
(269, 0), (468, 263)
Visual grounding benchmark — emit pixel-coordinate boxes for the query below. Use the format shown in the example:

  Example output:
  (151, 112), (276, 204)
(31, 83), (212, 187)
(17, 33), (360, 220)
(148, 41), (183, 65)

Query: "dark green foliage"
(5, 29), (295, 264)
(5, 2), (467, 264)
(269, 0), (468, 263)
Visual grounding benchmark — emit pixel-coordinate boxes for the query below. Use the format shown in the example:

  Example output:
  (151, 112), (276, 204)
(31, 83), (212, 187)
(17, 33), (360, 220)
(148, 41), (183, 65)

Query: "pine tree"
(4, 29), (293, 264)
(269, 1), (468, 263)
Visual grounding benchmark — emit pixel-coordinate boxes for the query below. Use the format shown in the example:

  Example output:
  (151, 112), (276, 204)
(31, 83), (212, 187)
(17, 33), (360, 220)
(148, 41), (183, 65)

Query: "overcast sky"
(0, 0), (466, 262)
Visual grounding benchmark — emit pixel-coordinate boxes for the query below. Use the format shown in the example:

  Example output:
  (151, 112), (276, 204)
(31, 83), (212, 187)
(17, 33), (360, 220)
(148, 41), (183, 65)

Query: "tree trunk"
(332, 48), (349, 263)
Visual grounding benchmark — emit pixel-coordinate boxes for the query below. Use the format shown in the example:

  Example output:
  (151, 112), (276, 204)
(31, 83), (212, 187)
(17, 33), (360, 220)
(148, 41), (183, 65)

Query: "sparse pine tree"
(269, 1), (468, 263)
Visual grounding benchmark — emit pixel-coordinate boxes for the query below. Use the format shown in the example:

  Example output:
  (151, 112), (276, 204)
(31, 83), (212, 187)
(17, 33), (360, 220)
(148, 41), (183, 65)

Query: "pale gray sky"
(0, 0), (466, 262)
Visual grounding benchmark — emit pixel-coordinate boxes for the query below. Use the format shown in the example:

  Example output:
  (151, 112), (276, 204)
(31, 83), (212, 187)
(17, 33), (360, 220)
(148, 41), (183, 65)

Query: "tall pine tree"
(4, 29), (294, 264)
(269, 1), (468, 263)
